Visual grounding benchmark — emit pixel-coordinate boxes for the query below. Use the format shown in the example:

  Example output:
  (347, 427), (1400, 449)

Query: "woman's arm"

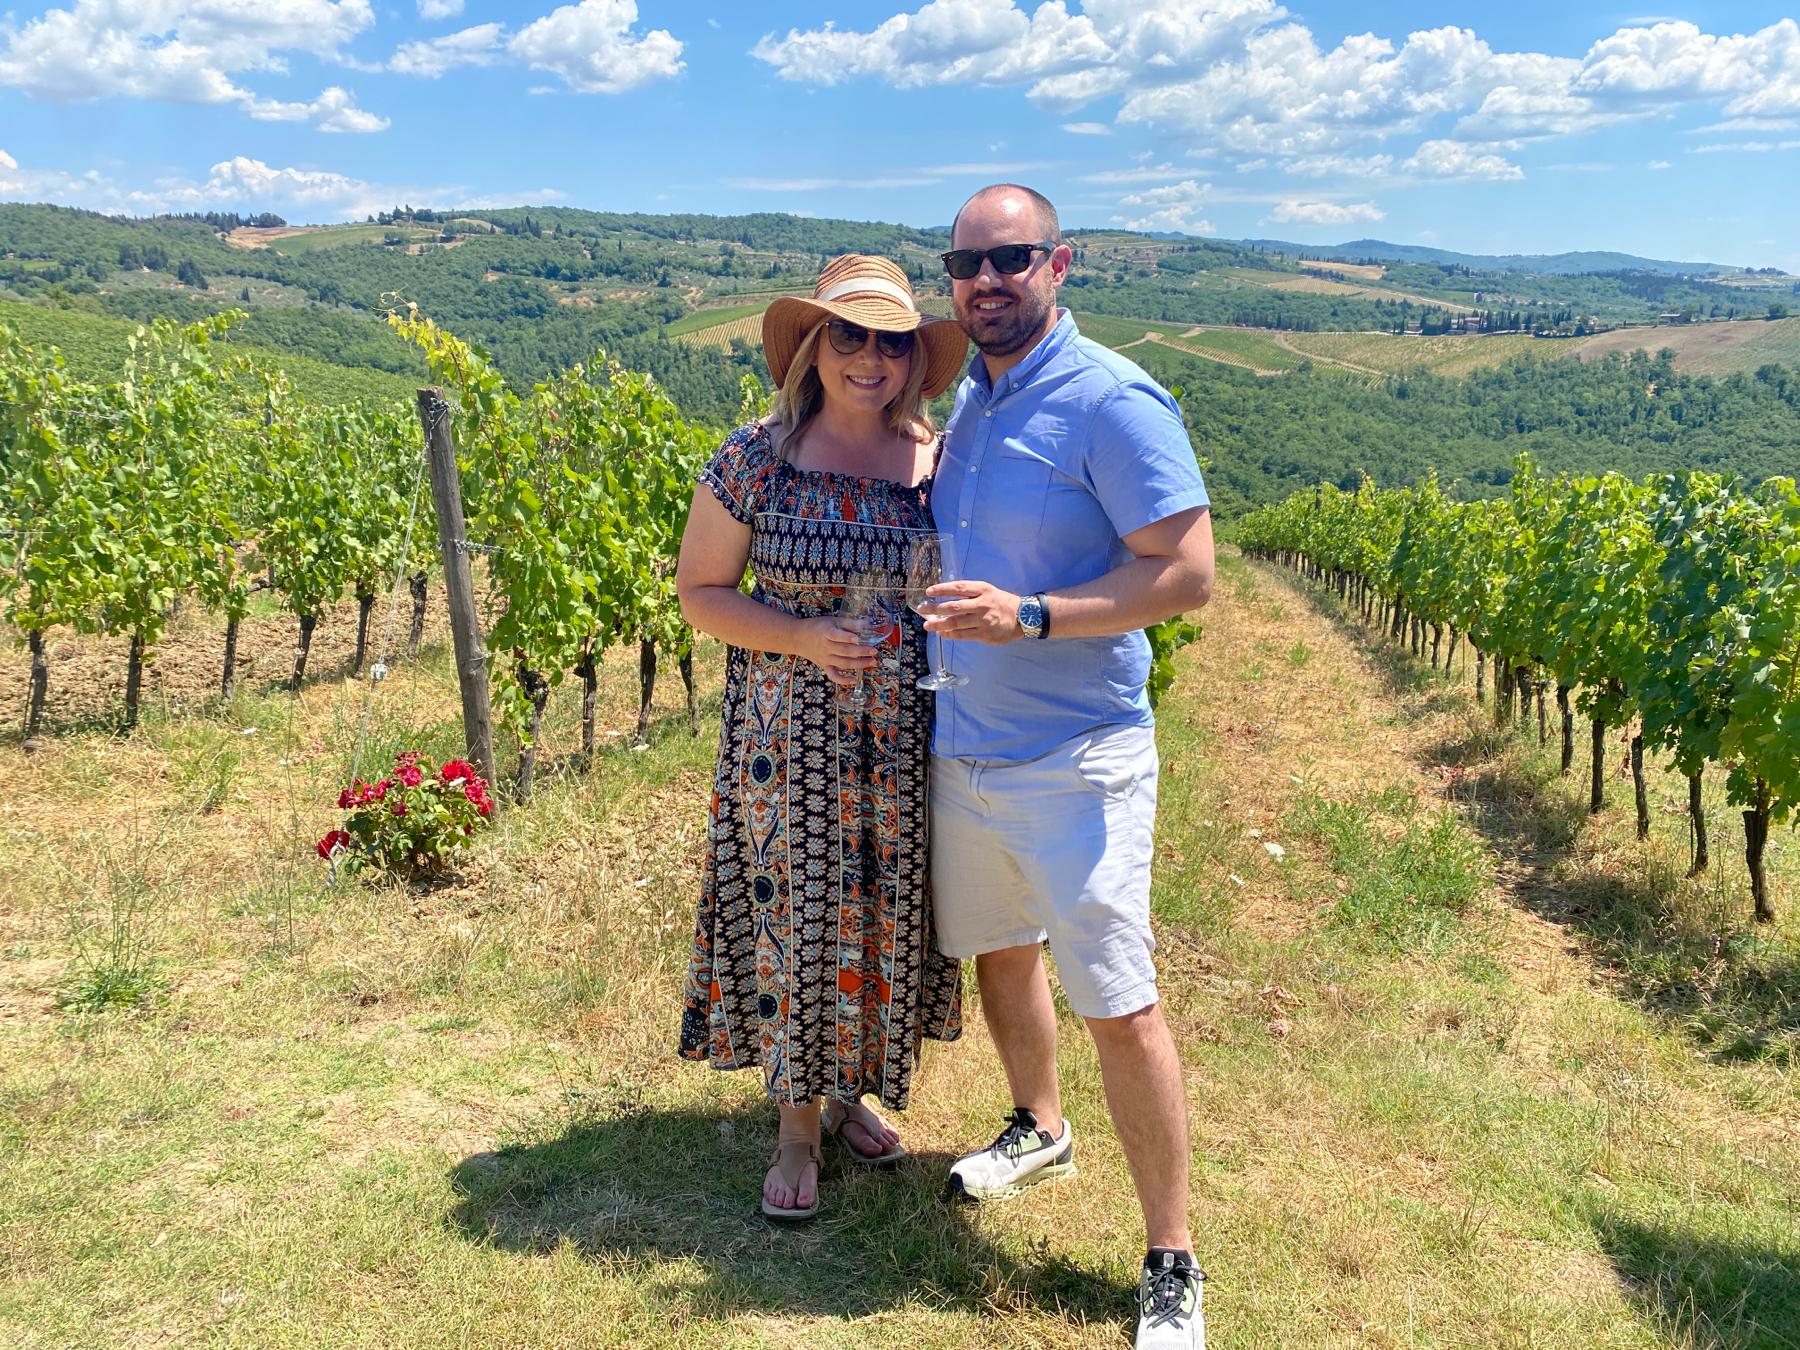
(675, 485), (874, 685)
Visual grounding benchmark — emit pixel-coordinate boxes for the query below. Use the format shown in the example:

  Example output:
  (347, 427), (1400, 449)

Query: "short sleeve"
(699, 423), (781, 525)
(1082, 381), (1210, 539)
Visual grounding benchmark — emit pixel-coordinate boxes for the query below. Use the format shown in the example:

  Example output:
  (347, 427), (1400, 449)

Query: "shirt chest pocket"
(975, 444), (1055, 542)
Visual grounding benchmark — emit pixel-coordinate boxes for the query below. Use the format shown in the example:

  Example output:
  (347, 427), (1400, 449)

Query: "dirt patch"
(1573, 317), (1800, 373)
(224, 227), (316, 250)
(1302, 260), (1386, 283)
(0, 586), (454, 731)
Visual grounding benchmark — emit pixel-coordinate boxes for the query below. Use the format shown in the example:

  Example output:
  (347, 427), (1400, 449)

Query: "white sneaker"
(1135, 1249), (1205, 1349)
(946, 1107), (1076, 1201)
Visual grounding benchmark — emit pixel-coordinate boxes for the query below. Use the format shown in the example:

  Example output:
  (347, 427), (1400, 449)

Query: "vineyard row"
(1237, 462), (1799, 919)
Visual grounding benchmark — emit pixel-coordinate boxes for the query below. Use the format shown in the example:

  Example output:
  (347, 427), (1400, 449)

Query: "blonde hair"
(767, 319), (935, 460)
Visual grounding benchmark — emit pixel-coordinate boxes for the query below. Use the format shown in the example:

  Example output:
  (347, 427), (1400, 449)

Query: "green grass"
(1066, 312), (1190, 350)
(254, 223), (439, 254)
(1160, 328), (1302, 374)
(3, 563), (1798, 1347)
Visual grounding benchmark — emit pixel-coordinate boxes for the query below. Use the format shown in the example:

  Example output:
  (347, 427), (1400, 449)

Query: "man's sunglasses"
(826, 318), (916, 359)
(939, 242), (1057, 281)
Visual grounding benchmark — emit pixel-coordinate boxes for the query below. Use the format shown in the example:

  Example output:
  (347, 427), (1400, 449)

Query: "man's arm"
(923, 505), (1214, 645)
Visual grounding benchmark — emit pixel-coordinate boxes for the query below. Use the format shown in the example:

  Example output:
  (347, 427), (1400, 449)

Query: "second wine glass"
(839, 576), (898, 711)
(904, 532), (969, 691)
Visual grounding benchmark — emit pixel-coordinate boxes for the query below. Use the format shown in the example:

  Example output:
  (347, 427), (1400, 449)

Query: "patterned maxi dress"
(679, 423), (963, 1110)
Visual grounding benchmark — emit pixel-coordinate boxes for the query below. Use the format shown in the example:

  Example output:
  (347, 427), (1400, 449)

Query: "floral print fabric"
(679, 422), (962, 1109)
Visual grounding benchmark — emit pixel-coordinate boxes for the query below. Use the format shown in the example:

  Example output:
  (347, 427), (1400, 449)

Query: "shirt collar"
(970, 308), (1076, 400)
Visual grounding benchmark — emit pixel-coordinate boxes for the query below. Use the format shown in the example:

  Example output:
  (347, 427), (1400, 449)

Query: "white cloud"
(509, 0), (684, 94)
(390, 23), (505, 78)
(1284, 153), (1396, 179)
(752, 0), (1281, 107)
(0, 149), (561, 222)
(1401, 139), (1522, 180)
(1062, 121), (1111, 135)
(0, 1), (383, 131)
(1689, 115), (1799, 133)
(751, 8), (1800, 175)
(388, 2), (684, 93)
(1112, 178), (1215, 234)
(0, 148), (15, 171)
(418, 0), (464, 18)
(246, 86), (388, 134)
(1265, 199), (1385, 226)
(1690, 139), (1800, 153)
(1077, 162), (1190, 183)
(1648, 159), (1672, 169)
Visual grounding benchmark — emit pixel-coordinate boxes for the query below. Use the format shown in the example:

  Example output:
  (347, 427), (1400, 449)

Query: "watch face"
(1020, 596), (1045, 634)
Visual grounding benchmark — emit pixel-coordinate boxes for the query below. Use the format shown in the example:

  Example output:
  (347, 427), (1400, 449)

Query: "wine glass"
(905, 532), (968, 691)
(838, 575), (897, 712)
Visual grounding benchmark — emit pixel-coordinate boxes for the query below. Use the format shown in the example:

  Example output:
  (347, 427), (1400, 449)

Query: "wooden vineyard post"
(418, 389), (496, 784)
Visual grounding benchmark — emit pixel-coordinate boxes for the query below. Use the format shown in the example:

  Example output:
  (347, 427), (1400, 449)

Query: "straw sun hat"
(762, 255), (969, 399)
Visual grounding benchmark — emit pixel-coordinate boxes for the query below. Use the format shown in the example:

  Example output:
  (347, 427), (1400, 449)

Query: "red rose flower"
(316, 828), (352, 859)
(440, 758), (477, 786)
(400, 764), (423, 787)
(391, 800), (407, 817)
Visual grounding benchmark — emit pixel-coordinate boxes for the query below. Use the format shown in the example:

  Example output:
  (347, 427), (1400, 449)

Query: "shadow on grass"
(447, 1099), (1127, 1327)
(1265, 560), (1800, 1067)
(1594, 1212), (1800, 1350)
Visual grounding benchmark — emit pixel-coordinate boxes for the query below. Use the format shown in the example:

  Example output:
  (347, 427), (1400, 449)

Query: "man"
(922, 184), (1215, 1350)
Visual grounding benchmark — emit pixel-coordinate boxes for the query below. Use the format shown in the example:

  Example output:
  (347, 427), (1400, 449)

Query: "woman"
(676, 255), (968, 1220)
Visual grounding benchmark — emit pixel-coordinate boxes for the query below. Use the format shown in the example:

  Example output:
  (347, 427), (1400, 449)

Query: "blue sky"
(2, 2), (1798, 269)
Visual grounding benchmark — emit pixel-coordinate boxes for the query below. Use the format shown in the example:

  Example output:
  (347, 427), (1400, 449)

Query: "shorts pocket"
(1071, 729), (1154, 799)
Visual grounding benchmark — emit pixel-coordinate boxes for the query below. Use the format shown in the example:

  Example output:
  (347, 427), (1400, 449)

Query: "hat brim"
(762, 296), (968, 400)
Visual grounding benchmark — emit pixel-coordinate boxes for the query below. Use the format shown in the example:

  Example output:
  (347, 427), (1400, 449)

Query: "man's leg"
(1086, 1002), (1191, 1252)
(974, 942), (1063, 1136)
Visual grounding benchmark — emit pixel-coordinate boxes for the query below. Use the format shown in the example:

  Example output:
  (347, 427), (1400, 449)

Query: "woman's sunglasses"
(939, 242), (1056, 281)
(826, 318), (916, 359)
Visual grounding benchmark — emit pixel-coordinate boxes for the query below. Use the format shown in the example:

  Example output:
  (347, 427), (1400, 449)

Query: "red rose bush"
(317, 751), (494, 881)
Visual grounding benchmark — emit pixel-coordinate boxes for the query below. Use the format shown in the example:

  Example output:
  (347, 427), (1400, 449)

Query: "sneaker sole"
(947, 1160), (1077, 1203)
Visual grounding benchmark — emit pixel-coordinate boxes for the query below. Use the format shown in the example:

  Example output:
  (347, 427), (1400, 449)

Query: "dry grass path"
(0, 551), (1795, 1347)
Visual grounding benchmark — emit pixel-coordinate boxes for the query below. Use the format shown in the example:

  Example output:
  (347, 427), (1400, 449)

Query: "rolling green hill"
(0, 298), (417, 406)
(3, 203), (1796, 515)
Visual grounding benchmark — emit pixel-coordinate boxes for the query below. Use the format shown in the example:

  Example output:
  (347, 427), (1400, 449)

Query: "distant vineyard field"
(1282, 331), (1554, 379)
(1220, 267), (1474, 313)
(663, 302), (766, 339)
(1151, 328), (1303, 376)
(1301, 260), (1386, 283)
(1070, 312), (1192, 349)
(1572, 317), (1800, 375)
(225, 223), (440, 254)
(673, 313), (763, 352)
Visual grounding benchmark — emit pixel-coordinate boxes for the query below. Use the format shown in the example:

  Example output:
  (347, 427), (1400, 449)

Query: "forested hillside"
(1135, 344), (1800, 517)
(2, 201), (1795, 507)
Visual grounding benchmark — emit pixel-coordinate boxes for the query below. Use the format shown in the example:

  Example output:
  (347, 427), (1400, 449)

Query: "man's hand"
(922, 580), (1025, 644)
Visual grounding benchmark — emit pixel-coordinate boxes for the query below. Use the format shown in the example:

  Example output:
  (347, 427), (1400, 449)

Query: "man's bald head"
(951, 184), (1061, 247)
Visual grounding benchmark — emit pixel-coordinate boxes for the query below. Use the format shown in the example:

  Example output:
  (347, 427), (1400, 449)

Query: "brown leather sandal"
(760, 1140), (822, 1222)
(823, 1099), (907, 1167)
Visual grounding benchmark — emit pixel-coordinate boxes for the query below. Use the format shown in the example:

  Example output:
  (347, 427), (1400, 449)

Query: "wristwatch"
(1017, 593), (1050, 640)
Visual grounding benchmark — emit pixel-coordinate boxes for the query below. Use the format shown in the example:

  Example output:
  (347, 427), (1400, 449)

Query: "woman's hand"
(797, 615), (878, 687)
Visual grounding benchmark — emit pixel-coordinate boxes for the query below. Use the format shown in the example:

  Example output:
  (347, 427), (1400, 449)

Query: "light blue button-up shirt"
(930, 310), (1209, 762)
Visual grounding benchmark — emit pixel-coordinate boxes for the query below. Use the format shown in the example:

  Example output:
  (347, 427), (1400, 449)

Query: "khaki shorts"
(930, 724), (1160, 1019)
